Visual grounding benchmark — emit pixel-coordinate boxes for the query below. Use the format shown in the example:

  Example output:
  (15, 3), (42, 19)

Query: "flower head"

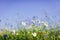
(32, 32), (37, 37)
(44, 22), (48, 27)
(12, 30), (16, 34)
(21, 21), (26, 26)
(3, 34), (7, 37)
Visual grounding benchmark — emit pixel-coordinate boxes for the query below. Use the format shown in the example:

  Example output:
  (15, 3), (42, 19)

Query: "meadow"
(0, 16), (60, 40)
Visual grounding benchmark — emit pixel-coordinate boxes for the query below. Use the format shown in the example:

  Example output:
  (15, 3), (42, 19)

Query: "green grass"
(0, 25), (60, 40)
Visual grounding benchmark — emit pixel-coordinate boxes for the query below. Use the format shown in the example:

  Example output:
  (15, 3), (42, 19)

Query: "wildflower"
(21, 21), (26, 26)
(3, 34), (7, 37)
(32, 32), (37, 37)
(44, 22), (48, 27)
(12, 30), (16, 34)
(3, 34), (7, 40)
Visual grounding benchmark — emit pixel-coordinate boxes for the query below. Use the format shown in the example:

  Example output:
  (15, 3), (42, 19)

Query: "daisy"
(21, 21), (26, 26)
(44, 22), (48, 27)
(32, 32), (37, 37)
(12, 29), (16, 34)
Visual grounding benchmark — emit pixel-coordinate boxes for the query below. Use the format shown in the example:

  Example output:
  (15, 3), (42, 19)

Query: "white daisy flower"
(32, 32), (37, 37)
(44, 22), (48, 27)
(12, 30), (16, 34)
(21, 21), (26, 26)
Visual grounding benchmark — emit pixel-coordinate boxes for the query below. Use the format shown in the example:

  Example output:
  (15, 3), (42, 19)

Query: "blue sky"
(0, 0), (60, 29)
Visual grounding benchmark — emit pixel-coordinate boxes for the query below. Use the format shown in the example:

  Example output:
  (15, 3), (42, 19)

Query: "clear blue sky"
(0, 0), (60, 29)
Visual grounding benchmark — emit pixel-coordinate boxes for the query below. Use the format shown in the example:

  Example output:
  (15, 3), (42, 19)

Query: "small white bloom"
(32, 32), (37, 37)
(44, 22), (48, 27)
(12, 30), (16, 34)
(21, 21), (26, 26)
